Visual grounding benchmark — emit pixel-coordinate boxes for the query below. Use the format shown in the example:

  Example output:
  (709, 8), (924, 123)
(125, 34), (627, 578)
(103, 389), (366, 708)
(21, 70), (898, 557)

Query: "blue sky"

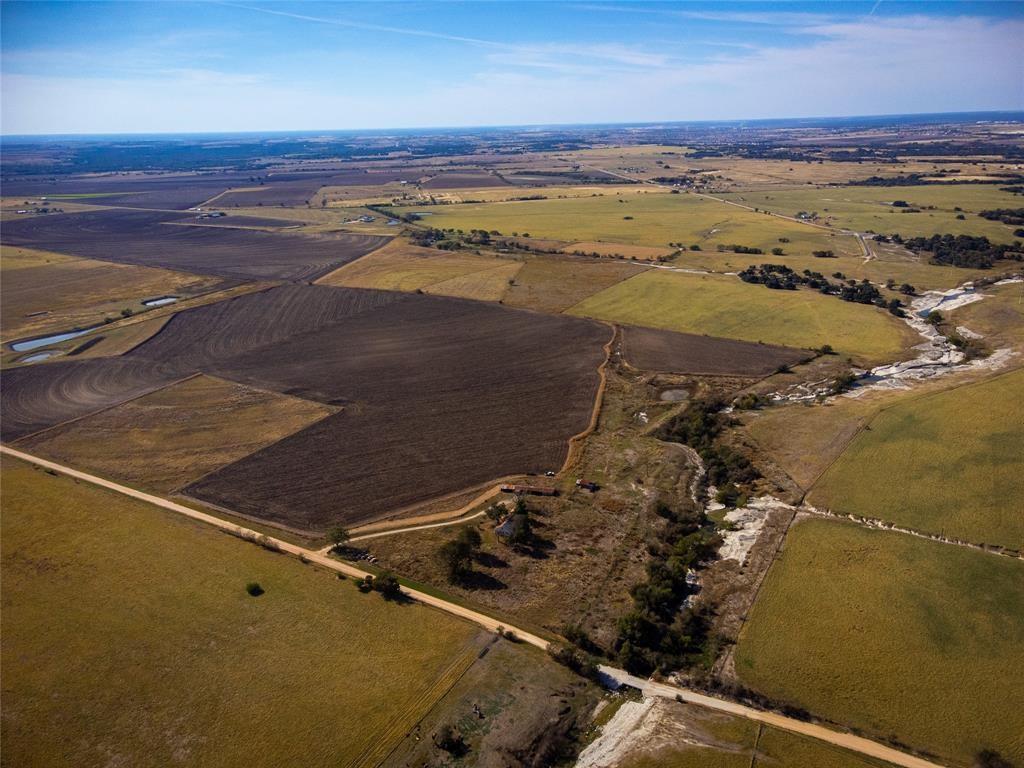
(2, 1), (1022, 134)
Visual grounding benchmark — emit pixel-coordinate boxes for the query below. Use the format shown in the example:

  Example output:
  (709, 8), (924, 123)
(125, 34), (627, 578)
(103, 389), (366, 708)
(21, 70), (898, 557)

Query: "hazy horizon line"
(3, 109), (1023, 142)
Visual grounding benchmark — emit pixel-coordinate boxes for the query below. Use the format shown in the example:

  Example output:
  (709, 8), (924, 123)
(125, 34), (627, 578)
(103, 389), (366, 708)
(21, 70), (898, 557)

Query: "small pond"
(143, 295), (179, 307)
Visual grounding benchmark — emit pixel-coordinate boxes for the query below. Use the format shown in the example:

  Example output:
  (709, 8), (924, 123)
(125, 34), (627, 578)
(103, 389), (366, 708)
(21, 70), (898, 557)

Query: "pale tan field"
(21, 375), (335, 493)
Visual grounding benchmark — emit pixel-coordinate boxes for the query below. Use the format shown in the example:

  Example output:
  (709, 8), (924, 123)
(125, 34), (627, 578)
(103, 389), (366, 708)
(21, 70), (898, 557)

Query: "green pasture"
(388, 192), (851, 255)
(810, 368), (1024, 550)
(566, 269), (916, 365)
(735, 518), (1024, 766)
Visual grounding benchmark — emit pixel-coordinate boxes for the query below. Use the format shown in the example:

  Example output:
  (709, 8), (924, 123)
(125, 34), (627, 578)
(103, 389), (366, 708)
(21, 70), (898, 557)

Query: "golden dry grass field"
(0, 454), (487, 768)
(735, 517), (1024, 766)
(317, 237), (522, 300)
(1, 246), (221, 343)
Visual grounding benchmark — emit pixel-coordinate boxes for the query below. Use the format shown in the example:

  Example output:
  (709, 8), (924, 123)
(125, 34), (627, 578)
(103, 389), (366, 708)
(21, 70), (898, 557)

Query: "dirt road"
(0, 444), (945, 768)
(600, 667), (942, 768)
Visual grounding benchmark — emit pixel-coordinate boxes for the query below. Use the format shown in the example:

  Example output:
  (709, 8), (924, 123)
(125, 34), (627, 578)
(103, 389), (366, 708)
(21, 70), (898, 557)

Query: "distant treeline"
(850, 173), (1024, 187)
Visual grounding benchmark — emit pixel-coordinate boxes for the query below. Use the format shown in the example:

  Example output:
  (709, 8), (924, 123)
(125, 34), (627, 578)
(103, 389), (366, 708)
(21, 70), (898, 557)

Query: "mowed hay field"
(317, 237), (522, 301)
(718, 184), (1024, 242)
(735, 518), (1024, 765)
(389, 192), (848, 255)
(19, 375), (334, 493)
(809, 369), (1024, 550)
(567, 270), (916, 364)
(1, 246), (220, 343)
(0, 456), (484, 768)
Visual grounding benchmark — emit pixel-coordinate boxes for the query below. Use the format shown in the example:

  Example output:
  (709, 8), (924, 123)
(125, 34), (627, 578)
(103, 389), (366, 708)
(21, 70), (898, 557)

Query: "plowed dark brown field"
(1, 171), (257, 209)
(1, 209), (390, 281)
(1, 358), (181, 440)
(621, 325), (808, 376)
(212, 170), (419, 206)
(182, 293), (610, 529)
(5, 285), (610, 529)
(420, 172), (509, 189)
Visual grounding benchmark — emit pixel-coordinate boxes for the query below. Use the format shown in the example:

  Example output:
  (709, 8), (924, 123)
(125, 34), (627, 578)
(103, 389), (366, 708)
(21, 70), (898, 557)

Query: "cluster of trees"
(891, 233), (1023, 269)
(355, 571), (402, 599)
(737, 264), (906, 316)
(614, 500), (721, 676)
(978, 208), (1024, 225)
(659, 399), (759, 493)
(547, 644), (601, 681)
(408, 226), (466, 250)
(716, 244), (763, 254)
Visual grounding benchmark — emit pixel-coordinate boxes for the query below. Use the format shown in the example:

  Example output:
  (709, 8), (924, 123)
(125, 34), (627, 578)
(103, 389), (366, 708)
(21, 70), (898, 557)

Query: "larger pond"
(10, 326), (99, 352)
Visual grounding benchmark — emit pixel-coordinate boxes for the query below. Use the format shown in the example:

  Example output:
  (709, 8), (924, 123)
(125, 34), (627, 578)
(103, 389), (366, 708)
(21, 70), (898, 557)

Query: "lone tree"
(327, 525), (350, 549)
(974, 751), (1013, 768)
(373, 571), (402, 599)
(437, 527), (482, 583)
(434, 725), (466, 755)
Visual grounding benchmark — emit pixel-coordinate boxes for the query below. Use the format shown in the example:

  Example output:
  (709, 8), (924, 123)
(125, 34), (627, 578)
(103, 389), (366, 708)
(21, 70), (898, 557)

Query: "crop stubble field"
(20, 375), (335, 493)
(317, 237), (523, 300)
(735, 517), (1024, 765)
